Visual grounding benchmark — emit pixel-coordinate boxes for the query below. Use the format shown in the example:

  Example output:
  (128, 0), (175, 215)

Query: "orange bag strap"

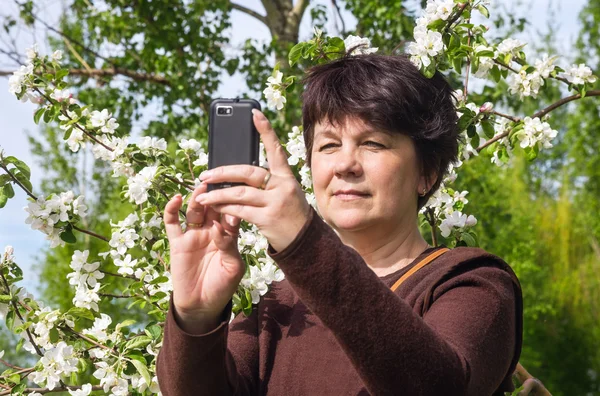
(390, 248), (450, 292)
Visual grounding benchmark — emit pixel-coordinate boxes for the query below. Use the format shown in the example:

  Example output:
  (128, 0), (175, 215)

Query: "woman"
(156, 54), (523, 396)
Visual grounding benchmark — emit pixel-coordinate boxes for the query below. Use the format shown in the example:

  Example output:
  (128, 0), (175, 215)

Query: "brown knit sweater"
(157, 208), (523, 395)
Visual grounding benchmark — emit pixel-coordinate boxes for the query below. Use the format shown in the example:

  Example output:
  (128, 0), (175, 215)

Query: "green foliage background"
(1, 0), (599, 394)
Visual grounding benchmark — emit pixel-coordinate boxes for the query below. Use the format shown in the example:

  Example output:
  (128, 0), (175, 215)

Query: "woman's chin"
(326, 212), (372, 231)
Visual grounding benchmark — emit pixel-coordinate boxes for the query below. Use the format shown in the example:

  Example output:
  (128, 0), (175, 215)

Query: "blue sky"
(0, 0), (588, 299)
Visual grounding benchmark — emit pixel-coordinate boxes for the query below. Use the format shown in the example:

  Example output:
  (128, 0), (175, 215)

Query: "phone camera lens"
(217, 108), (224, 115)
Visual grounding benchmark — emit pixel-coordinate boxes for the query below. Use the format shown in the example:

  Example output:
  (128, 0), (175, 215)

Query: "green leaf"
(477, 5), (490, 18)
(49, 327), (59, 343)
(10, 382), (26, 395)
(13, 171), (32, 193)
(0, 294), (11, 302)
(326, 36), (345, 54)
(8, 373), (21, 385)
(481, 121), (495, 139)
(33, 107), (45, 124)
(55, 69), (69, 80)
(60, 227), (77, 244)
(490, 66), (501, 82)
(66, 307), (95, 320)
(151, 239), (165, 251)
(149, 275), (169, 285)
(461, 232), (477, 247)
(118, 319), (137, 328)
(288, 42), (305, 67)
(4, 157), (31, 179)
(125, 336), (152, 351)
(130, 358), (152, 387)
(0, 189), (7, 208)
(144, 324), (162, 340)
(15, 337), (25, 353)
(3, 183), (15, 198)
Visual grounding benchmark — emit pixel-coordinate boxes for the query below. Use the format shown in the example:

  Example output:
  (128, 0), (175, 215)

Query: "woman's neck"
(337, 221), (430, 277)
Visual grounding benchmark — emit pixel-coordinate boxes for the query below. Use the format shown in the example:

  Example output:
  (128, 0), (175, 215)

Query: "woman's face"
(310, 117), (425, 233)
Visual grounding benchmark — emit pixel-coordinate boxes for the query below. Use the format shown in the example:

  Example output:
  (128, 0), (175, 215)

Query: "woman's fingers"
(221, 214), (241, 236)
(164, 194), (184, 239)
(252, 109), (292, 175)
(200, 165), (268, 189)
(196, 185), (268, 208)
(185, 183), (208, 227)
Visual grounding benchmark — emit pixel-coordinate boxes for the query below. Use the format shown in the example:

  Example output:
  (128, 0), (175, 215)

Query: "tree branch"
(477, 90), (600, 152)
(230, 3), (268, 26)
(532, 90), (600, 119)
(0, 67), (170, 85)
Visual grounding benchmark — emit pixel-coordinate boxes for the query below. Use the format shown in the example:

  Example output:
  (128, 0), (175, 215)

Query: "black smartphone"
(207, 98), (261, 192)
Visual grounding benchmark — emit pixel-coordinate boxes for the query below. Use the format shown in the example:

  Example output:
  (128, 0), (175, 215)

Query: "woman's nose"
(333, 148), (363, 178)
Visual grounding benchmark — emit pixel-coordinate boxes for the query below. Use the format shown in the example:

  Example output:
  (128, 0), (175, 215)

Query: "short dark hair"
(301, 54), (460, 210)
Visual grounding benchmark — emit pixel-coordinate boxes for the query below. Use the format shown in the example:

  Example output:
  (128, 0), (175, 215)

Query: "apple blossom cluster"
(343, 35), (378, 55)
(125, 165), (159, 205)
(23, 191), (88, 248)
(422, 187), (477, 238)
(240, 256), (285, 304)
(29, 341), (79, 391)
(178, 138), (209, 167)
(517, 116), (558, 150)
(282, 126), (315, 206)
(406, 0), (459, 69)
(561, 63), (598, 85)
(264, 70), (287, 111)
(65, 250), (104, 311)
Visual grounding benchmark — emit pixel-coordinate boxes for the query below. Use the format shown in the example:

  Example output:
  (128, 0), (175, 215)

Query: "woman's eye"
(319, 143), (337, 151)
(364, 141), (385, 148)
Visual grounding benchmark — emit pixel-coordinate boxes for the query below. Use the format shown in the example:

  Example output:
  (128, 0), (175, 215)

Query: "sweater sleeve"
(156, 294), (259, 395)
(269, 208), (518, 396)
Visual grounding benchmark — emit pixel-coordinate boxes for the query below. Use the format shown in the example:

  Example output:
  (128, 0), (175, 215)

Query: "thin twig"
(72, 224), (109, 242)
(491, 110), (520, 123)
(0, 163), (36, 199)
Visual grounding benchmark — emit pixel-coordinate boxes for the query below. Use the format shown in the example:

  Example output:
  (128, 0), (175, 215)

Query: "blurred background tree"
(0, 0), (598, 394)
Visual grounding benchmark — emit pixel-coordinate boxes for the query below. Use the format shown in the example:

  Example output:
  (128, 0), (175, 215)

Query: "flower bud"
(480, 102), (494, 113)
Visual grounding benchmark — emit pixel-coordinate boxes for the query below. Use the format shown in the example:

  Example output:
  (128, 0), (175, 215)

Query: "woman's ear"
(418, 171), (438, 197)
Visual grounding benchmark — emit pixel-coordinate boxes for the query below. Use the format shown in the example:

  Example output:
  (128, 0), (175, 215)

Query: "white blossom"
(139, 136), (167, 152)
(286, 126), (306, 165)
(508, 70), (544, 99)
(90, 109), (111, 128)
(101, 117), (119, 134)
(263, 85), (286, 111)
(343, 35), (378, 55)
(109, 229), (140, 255)
(240, 257), (284, 303)
(519, 116), (558, 149)
(114, 254), (138, 276)
(66, 129), (86, 152)
(125, 165), (159, 204)
(50, 88), (72, 102)
(83, 313), (112, 342)
(3, 245), (14, 263)
(561, 63), (597, 85)
(51, 50), (63, 61)
(179, 138), (201, 152)
(93, 361), (119, 393)
(534, 53), (558, 78)
(439, 210), (478, 237)
(25, 43), (39, 62)
(407, 27), (444, 68)
(68, 384), (92, 396)
(193, 151), (209, 167)
(497, 38), (525, 57)
(267, 70), (283, 86)
(73, 283), (101, 312)
(425, 0), (455, 22)
(29, 342), (79, 391)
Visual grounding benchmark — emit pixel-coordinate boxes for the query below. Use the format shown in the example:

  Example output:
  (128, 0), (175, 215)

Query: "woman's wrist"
(173, 305), (224, 335)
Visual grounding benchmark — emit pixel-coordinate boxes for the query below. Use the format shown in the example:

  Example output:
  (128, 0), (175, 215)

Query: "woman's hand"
(196, 109), (312, 253)
(163, 184), (245, 332)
